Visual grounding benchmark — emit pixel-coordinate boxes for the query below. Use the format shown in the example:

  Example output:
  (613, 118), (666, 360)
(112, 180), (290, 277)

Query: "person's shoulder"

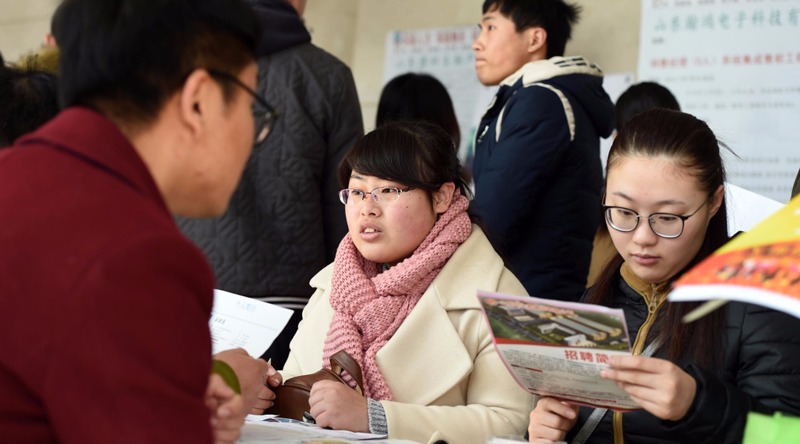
(505, 81), (568, 114)
(727, 301), (800, 337)
(433, 226), (524, 305)
(495, 85), (569, 136)
(271, 42), (352, 74)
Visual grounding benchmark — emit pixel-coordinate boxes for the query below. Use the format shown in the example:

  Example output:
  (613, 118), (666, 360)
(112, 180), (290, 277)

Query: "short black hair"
(482, 0), (581, 58)
(615, 82), (681, 131)
(55, 0), (260, 128)
(50, 0), (70, 43)
(376, 73), (461, 148)
(0, 65), (59, 147)
(338, 120), (471, 200)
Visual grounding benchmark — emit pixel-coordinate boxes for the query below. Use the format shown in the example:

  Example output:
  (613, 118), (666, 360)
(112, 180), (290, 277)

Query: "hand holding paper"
(214, 348), (280, 415)
(209, 289), (293, 357)
(477, 290), (639, 410)
(209, 290), (292, 415)
(528, 397), (578, 443)
(601, 355), (697, 421)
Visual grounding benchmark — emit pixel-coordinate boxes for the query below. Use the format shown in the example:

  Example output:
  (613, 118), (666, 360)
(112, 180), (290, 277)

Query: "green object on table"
(743, 411), (800, 443)
(212, 359), (241, 394)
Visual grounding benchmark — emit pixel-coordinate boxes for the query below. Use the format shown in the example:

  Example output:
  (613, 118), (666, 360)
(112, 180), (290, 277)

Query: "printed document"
(241, 416), (395, 442)
(477, 290), (640, 411)
(209, 289), (293, 357)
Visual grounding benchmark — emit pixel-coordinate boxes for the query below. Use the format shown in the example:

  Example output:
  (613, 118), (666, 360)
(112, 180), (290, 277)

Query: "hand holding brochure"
(477, 290), (640, 411)
(210, 289), (293, 357)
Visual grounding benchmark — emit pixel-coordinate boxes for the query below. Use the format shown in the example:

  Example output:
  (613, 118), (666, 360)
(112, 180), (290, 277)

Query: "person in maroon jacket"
(0, 0), (277, 443)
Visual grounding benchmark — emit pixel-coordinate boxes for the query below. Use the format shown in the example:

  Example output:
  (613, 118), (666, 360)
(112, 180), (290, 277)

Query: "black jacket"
(178, 0), (363, 306)
(471, 56), (615, 302)
(566, 269), (800, 443)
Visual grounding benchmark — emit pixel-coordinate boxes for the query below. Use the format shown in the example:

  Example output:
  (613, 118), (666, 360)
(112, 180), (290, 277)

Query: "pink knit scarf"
(322, 193), (472, 400)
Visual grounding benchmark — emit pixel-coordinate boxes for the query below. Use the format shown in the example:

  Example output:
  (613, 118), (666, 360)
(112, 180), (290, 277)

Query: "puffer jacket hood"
(500, 56), (615, 139)
(245, 0), (310, 56)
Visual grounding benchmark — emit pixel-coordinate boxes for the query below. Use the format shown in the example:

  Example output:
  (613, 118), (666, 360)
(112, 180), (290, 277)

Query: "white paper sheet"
(477, 290), (639, 411)
(209, 289), (293, 357)
(240, 418), (394, 442)
(725, 182), (784, 236)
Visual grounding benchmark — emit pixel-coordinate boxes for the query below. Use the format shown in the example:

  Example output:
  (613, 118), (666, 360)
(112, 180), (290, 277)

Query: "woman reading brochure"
(528, 109), (800, 443)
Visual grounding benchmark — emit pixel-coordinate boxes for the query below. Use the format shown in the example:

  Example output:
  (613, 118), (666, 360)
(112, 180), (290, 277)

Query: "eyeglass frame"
(206, 68), (277, 144)
(339, 186), (415, 206)
(602, 199), (707, 239)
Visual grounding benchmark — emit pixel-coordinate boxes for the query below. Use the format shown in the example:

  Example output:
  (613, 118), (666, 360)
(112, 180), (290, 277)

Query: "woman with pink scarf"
(279, 121), (534, 443)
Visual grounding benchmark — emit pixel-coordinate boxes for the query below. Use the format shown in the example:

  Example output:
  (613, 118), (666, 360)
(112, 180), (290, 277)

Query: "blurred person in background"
(179, 0), (363, 369)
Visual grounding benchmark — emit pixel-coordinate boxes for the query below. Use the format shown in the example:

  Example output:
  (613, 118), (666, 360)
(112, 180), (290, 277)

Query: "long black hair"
(376, 73), (461, 149)
(588, 108), (728, 368)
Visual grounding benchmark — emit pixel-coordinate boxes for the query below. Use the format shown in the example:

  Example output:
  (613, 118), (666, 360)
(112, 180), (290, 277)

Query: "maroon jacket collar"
(18, 107), (169, 215)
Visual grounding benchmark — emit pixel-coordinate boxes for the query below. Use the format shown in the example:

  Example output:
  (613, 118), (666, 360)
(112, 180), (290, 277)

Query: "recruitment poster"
(384, 27), (633, 175)
(639, 0), (800, 202)
(383, 26), (497, 169)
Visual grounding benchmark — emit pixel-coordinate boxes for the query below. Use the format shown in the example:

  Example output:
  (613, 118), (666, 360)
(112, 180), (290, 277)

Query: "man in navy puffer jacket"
(471, 0), (615, 302)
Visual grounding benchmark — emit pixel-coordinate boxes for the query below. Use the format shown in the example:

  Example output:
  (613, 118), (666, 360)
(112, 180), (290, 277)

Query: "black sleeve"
(662, 303), (800, 444)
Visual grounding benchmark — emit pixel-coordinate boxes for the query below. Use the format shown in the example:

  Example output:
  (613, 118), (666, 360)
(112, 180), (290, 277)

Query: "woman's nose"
(360, 195), (380, 216)
(631, 219), (658, 245)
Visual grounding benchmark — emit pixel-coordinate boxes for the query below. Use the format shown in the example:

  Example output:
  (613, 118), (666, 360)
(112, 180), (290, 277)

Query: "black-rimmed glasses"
(339, 186), (415, 205)
(207, 69), (277, 144)
(603, 200), (707, 239)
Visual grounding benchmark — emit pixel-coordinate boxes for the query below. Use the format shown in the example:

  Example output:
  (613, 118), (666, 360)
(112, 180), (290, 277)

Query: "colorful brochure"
(670, 194), (800, 320)
(477, 290), (639, 411)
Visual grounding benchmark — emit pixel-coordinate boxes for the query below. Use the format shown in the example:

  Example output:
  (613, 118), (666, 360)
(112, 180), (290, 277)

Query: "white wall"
(1, 0), (640, 131)
(0, 0), (58, 63)
(304, 0), (640, 131)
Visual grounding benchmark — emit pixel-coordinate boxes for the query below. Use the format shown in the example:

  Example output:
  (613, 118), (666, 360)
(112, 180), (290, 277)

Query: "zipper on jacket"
(613, 281), (667, 444)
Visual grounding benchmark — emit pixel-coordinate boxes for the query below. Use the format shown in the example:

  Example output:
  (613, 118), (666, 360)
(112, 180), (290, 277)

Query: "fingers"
(211, 394), (245, 444)
(528, 398), (578, 442)
(308, 382), (336, 428)
(542, 398), (578, 420)
(250, 386), (275, 414)
(265, 364), (282, 387)
(602, 357), (676, 388)
(307, 381), (369, 432)
(608, 355), (667, 372)
(206, 374), (235, 404)
(603, 358), (697, 421)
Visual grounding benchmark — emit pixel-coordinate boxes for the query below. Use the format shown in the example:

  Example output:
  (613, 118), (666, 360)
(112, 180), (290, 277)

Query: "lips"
(631, 253), (660, 266)
(359, 225), (382, 241)
(360, 224), (381, 234)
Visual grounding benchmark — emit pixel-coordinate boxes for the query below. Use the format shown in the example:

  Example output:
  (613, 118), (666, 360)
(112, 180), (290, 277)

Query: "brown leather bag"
(266, 350), (363, 421)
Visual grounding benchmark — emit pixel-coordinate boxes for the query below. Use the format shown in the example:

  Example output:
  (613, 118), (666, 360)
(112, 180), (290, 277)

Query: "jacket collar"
(309, 227), (507, 404)
(312, 226), (502, 312)
(620, 262), (670, 303)
(379, 226), (504, 404)
(17, 107), (168, 215)
(500, 55), (604, 87)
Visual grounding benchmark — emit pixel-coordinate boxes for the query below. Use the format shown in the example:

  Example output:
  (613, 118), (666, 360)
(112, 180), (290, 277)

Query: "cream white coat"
(283, 226), (535, 444)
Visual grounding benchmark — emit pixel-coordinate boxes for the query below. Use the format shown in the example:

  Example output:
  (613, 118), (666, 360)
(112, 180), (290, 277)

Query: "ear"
(43, 32), (57, 48)
(707, 184), (724, 219)
(178, 69), (214, 142)
(526, 27), (548, 56)
(432, 182), (456, 214)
